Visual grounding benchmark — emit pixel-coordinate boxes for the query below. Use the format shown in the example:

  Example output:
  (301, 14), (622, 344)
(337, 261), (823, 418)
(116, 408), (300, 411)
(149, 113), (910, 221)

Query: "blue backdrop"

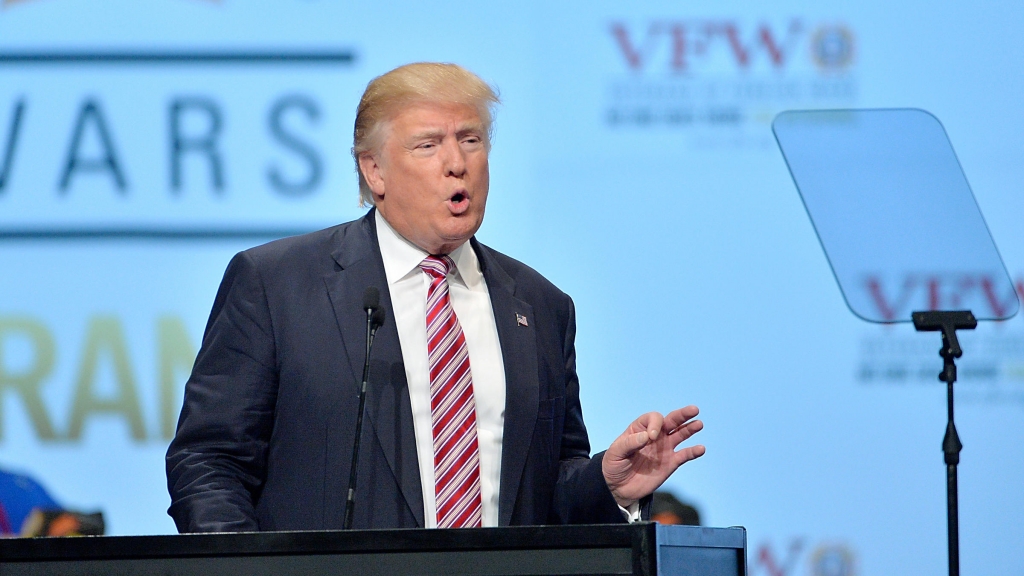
(1, 2), (1022, 574)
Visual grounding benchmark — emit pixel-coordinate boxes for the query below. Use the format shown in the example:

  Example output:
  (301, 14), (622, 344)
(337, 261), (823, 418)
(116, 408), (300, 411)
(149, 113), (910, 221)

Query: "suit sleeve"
(549, 298), (628, 524)
(165, 251), (278, 533)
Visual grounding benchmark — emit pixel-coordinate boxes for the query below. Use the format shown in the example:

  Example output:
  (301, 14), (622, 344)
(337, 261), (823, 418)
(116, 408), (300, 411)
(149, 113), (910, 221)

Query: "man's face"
(361, 101), (489, 255)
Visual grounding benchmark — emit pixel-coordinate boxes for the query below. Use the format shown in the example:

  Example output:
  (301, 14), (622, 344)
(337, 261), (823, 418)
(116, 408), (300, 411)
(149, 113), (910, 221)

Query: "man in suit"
(166, 63), (705, 532)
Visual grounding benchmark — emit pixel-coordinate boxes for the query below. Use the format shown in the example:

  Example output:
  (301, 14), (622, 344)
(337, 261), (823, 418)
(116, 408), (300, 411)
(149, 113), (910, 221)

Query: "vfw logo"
(604, 19), (858, 135)
(864, 273), (1022, 322)
(610, 19), (854, 74)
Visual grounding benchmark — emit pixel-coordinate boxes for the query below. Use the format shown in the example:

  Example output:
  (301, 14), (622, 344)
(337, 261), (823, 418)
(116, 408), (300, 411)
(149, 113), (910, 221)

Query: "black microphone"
(344, 287), (386, 529)
(362, 287), (380, 313)
(371, 306), (386, 330)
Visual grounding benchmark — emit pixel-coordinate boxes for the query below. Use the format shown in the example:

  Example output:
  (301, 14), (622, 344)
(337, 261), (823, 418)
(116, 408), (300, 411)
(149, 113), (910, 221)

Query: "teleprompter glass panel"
(772, 108), (1018, 323)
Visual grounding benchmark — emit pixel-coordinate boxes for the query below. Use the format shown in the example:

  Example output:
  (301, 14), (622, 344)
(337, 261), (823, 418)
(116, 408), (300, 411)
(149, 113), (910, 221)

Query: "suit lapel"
(474, 240), (539, 526)
(323, 210), (424, 527)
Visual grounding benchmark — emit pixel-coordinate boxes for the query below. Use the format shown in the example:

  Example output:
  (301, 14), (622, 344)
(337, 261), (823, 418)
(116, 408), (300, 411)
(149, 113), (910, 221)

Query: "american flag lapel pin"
(516, 313), (529, 327)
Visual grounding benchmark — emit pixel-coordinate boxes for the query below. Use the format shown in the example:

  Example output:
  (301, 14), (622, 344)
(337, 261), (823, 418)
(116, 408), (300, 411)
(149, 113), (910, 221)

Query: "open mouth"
(447, 190), (470, 214)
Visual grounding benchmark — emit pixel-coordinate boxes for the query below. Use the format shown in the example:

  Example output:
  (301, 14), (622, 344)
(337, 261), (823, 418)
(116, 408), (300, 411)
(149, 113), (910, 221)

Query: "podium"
(0, 522), (745, 575)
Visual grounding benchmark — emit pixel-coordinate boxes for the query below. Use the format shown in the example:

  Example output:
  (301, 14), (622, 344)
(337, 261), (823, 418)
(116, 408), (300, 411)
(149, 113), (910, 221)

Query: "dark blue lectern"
(0, 523), (745, 575)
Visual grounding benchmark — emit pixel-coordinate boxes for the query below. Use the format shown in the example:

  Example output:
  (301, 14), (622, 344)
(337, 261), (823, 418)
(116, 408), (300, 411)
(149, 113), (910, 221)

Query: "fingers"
(663, 405), (699, 432)
(645, 411), (663, 440)
(630, 431), (651, 450)
(631, 411), (664, 440)
(607, 428), (651, 462)
(668, 418), (703, 444)
(615, 407), (703, 460)
(663, 406), (703, 454)
(674, 444), (706, 466)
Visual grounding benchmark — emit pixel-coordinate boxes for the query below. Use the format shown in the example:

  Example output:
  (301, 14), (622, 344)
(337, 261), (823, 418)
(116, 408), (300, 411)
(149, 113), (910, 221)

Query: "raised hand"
(601, 405), (705, 508)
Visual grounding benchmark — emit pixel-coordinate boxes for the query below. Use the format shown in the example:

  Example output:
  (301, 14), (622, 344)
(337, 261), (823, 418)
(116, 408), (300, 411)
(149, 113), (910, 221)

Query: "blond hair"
(352, 62), (500, 205)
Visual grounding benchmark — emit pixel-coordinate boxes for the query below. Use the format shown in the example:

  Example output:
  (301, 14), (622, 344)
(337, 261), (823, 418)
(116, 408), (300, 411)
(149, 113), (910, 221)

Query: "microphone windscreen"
(362, 287), (380, 311)
(371, 306), (386, 328)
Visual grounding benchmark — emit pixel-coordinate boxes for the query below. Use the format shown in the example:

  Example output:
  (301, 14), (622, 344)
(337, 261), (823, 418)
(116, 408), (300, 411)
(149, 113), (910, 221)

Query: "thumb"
(616, 430), (651, 458)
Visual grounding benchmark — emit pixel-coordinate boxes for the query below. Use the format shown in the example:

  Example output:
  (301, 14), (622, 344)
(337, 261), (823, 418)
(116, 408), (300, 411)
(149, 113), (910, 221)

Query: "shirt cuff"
(618, 501), (641, 523)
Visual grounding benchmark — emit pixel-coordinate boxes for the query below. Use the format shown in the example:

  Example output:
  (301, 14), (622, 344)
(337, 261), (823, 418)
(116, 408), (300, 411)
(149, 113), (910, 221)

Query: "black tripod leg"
(946, 462), (959, 576)
(943, 380), (962, 576)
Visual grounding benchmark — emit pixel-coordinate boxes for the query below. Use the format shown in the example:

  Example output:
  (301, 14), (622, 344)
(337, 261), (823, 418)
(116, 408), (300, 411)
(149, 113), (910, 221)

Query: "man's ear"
(358, 152), (386, 199)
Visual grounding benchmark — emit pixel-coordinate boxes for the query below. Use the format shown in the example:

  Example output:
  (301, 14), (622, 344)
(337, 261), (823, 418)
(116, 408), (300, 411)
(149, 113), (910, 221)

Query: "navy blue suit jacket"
(166, 210), (627, 532)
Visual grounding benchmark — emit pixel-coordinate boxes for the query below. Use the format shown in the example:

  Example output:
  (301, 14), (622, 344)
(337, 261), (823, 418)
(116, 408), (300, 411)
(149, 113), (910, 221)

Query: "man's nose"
(441, 138), (467, 177)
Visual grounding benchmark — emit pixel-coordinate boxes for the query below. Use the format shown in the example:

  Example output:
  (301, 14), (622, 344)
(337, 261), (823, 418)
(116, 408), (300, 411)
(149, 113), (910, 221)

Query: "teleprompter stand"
(773, 109), (1020, 576)
(911, 310), (977, 576)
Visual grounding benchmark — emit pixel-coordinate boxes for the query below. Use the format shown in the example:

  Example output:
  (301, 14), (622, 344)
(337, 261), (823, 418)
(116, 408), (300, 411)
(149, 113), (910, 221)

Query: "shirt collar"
(374, 209), (483, 290)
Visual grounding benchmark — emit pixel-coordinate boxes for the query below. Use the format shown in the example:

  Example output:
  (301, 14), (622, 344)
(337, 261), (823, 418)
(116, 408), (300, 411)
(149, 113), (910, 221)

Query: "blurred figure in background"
(0, 467), (59, 535)
(0, 466), (104, 537)
(651, 490), (701, 526)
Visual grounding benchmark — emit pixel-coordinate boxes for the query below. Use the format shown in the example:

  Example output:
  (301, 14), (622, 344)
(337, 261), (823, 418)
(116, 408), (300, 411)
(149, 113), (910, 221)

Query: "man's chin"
(445, 215), (483, 237)
(434, 224), (481, 253)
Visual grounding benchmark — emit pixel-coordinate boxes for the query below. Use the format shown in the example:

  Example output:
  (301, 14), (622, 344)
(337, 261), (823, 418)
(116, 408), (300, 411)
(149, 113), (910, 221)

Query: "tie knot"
(420, 255), (456, 279)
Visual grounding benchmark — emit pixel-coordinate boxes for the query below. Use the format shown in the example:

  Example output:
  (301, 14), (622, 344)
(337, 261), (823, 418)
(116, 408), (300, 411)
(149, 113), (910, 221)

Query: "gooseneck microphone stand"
(911, 310), (977, 576)
(344, 289), (386, 530)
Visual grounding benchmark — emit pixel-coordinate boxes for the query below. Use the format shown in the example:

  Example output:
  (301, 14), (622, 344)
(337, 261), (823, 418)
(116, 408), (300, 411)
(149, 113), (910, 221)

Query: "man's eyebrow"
(456, 123), (485, 136)
(408, 128), (446, 141)
(407, 124), (485, 142)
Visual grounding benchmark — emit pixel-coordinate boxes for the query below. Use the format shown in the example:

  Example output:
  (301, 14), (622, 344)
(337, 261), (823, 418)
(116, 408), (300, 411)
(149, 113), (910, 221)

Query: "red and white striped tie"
(420, 255), (483, 528)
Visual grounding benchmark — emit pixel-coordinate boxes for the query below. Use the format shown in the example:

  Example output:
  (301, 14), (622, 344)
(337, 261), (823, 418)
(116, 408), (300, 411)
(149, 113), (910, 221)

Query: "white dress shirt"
(375, 211), (506, 528)
(374, 211), (638, 525)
